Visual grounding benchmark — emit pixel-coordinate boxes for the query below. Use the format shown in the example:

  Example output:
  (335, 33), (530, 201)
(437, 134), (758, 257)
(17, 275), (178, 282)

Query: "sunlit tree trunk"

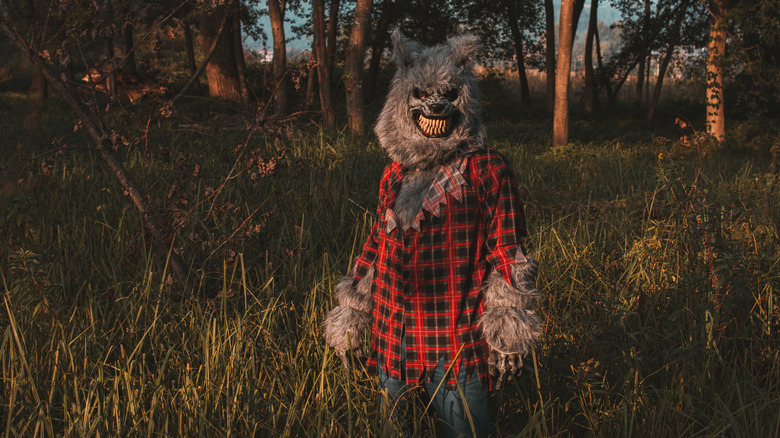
(506, 0), (531, 105)
(344, 0), (372, 133)
(268, 0), (287, 113)
(583, 0), (598, 113)
(553, 0), (575, 147)
(544, 0), (556, 113)
(200, 5), (242, 102)
(707, 0), (728, 142)
(313, 0), (335, 129)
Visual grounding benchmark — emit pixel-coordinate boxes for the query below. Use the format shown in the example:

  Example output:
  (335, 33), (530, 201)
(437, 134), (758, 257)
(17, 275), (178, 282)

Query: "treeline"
(2, 1), (778, 142)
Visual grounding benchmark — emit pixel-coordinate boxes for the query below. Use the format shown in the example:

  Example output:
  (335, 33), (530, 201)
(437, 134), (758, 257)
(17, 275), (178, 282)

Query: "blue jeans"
(377, 336), (493, 438)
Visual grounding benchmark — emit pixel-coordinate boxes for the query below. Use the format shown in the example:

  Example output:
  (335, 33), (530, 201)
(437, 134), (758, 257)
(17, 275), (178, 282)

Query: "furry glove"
(480, 257), (541, 389)
(322, 266), (375, 370)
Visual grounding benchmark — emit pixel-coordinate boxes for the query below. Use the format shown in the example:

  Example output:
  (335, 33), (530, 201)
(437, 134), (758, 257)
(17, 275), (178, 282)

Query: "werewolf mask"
(374, 31), (485, 170)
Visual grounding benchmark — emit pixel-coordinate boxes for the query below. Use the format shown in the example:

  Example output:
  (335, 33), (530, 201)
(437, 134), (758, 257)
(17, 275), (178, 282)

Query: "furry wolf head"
(374, 31), (485, 170)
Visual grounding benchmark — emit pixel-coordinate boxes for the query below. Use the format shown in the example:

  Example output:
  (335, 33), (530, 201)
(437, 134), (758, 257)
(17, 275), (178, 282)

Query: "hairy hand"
(488, 349), (523, 390)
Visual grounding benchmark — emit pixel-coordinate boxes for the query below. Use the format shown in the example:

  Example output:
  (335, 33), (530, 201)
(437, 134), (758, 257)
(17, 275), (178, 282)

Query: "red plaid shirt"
(350, 147), (527, 389)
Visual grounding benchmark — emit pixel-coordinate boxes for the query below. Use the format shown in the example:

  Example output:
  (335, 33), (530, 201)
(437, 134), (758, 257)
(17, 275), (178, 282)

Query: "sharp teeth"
(417, 114), (450, 136)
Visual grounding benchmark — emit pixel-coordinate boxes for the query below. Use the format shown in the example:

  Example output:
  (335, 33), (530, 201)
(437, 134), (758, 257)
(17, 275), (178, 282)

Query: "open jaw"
(413, 112), (456, 138)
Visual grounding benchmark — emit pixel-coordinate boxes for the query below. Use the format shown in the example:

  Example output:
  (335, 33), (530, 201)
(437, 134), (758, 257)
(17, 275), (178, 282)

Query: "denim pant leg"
(377, 334), (413, 433)
(425, 358), (493, 438)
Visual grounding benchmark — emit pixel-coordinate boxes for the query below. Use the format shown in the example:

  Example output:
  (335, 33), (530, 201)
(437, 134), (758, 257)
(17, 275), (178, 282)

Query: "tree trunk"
(706, 0), (728, 142)
(635, 0), (650, 104)
(584, 0), (598, 113)
(647, 0), (689, 120)
(594, 25), (612, 105)
(200, 6), (242, 102)
(570, 0), (586, 52)
(305, 40), (319, 109)
(366, 0), (391, 103)
(648, 5), (683, 118)
(313, 0), (335, 129)
(327, 0), (340, 76)
(184, 22), (198, 77)
(123, 24), (138, 76)
(506, 0), (531, 105)
(267, 0), (287, 113)
(344, 0), (372, 133)
(544, 0), (556, 113)
(553, 0), (575, 148)
(232, 6), (250, 103)
(106, 37), (118, 101)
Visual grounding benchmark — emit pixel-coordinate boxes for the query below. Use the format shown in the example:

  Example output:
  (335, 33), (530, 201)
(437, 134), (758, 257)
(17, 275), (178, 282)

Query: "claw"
(488, 350), (499, 375)
(489, 350), (524, 390)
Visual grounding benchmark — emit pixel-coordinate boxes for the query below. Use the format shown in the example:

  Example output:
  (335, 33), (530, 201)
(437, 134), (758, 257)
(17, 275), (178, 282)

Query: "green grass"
(1, 87), (778, 436)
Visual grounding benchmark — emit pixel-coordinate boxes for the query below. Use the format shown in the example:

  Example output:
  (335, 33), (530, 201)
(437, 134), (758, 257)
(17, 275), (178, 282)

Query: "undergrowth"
(1, 89), (778, 436)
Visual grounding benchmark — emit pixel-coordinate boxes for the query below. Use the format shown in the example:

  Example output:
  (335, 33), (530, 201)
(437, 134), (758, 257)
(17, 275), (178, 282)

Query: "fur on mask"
(323, 265), (375, 351)
(374, 31), (486, 170)
(480, 257), (541, 355)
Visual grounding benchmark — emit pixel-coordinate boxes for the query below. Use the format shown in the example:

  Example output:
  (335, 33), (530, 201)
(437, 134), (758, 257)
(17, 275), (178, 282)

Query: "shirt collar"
(386, 155), (469, 233)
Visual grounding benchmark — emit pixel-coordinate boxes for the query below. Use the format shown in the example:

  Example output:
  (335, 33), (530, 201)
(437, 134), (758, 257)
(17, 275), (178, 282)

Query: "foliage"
(1, 79), (778, 435)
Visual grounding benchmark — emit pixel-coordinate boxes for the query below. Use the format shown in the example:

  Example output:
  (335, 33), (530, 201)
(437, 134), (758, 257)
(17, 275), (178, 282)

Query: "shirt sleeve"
(479, 158), (528, 283)
(348, 165), (390, 284)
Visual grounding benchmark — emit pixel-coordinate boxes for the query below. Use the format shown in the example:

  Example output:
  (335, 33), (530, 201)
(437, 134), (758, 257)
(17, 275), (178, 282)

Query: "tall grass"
(1, 88), (778, 436)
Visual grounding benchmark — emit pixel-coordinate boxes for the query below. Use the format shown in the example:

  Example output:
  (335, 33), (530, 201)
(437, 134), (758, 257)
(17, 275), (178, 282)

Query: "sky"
(247, 1), (621, 52)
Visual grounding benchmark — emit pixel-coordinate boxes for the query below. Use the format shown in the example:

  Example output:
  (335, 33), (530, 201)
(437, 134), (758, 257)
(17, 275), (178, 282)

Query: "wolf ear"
(390, 29), (420, 69)
(448, 34), (479, 70)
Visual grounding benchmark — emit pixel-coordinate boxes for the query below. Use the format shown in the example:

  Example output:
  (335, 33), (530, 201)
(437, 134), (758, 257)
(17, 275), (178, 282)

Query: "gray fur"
(395, 168), (438, 231)
(333, 265), (375, 314)
(480, 258), (541, 355)
(510, 256), (539, 290)
(480, 307), (540, 355)
(374, 31), (485, 170)
(481, 257), (540, 309)
(323, 306), (371, 350)
(324, 265), (376, 351)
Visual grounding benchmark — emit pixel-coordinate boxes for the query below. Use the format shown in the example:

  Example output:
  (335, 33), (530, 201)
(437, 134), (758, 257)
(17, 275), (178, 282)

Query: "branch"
(0, 18), (190, 292)
(171, 12), (230, 105)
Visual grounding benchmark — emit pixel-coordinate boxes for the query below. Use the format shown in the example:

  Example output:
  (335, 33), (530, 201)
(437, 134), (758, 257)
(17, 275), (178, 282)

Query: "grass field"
(1, 80), (778, 436)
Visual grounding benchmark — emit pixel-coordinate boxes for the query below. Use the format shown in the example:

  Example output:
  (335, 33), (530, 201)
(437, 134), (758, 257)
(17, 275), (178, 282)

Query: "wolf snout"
(429, 103), (446, 114)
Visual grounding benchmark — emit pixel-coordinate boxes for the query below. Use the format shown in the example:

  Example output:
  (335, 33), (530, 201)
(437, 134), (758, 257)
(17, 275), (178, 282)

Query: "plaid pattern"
(350, 147), (527, 389)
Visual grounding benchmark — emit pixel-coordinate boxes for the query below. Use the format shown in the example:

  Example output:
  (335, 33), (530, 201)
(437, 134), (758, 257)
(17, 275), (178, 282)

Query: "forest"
(1, 0), (778, 436)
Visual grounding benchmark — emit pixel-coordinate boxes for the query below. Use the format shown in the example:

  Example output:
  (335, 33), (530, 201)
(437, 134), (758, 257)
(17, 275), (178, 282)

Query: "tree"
(199, 1), (247, 103)
(267, 0), (287, 113)
(344, 0), (372, 133)
(503, 0), (539, 106)
(583, 0), (599, 113)
(365, 0), (392, 103)
(313, 0), (336, 128)
(544, 0), (556, 112)
(647, 0), (691, 120)
(706, 0), (729, 142)
(553, 0), (575, 148)
(635, 0), (650, 104)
